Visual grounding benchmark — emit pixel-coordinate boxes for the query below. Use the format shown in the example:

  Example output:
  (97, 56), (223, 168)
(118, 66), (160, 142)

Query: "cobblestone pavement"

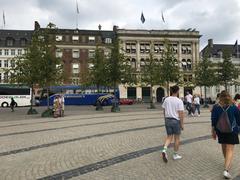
(0, 105), (239, 180)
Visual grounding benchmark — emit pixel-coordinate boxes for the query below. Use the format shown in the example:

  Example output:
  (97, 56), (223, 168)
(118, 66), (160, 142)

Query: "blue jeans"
(195, 104), (200, 114)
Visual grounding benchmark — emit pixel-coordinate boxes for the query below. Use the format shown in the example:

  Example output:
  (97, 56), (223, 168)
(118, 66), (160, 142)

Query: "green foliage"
(217, 49), (239, 90)
(141, 53), (162, 86)
(195, 49), (217, 87)
(87, 47), (109, 91)
(159, 41), (180, 94)
(107, 38), (137, 87)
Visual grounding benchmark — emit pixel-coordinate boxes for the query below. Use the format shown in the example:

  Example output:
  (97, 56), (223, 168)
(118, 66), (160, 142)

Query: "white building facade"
(115, 28), (201, 102)
(0, 30), (32, 83)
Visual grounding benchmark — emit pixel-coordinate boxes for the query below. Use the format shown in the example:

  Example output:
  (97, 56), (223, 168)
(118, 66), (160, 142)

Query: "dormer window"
(6, 38), (14, 47)
(20, 38), (27, 46)
(56, 35), (63, 41)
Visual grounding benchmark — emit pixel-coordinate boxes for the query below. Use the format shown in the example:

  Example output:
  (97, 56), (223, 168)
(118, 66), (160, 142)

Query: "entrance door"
(156, 87), (165, 103)
(142, 87), (150, 102)
(127, 87), (136, 99)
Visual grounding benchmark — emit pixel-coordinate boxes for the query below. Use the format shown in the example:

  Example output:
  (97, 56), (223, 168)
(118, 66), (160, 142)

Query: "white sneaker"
(223, 170), (232, 179)
(161, 151), (168, 163)
(173, 154), (182, 160)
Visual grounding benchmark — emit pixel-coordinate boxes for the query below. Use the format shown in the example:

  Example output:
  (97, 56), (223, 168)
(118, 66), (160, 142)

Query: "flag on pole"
(161, 11), (165, 23)
(235, 40), (239, 58)
(141, 12), (145, 24)
(76, 0), (79, 14)
(3, 11), (5, 27)
(234, 40), (238, 46)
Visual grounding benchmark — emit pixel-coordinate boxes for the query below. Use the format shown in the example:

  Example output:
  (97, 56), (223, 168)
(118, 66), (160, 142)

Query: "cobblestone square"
(0, 105), (239, 180)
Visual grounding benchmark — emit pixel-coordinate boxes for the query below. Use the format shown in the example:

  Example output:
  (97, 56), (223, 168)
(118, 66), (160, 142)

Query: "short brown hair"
(219, 90), (233, 106)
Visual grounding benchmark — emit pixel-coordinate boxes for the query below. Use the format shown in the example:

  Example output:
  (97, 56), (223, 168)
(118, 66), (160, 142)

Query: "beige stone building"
(115, 27), (201, 102)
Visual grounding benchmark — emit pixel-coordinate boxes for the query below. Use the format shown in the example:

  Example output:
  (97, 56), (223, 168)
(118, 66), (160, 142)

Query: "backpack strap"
(217, 103), (230, 112)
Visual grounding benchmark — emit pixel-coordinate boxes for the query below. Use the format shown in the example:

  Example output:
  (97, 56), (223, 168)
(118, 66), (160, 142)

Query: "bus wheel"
(1, 102), (9, 108)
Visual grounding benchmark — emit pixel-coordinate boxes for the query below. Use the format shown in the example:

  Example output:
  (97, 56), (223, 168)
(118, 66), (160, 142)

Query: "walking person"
(161, 85), (184, 163)
(193, 94), (201, 116)
(185, 92), (193, 116)
(10, 97), (16, 112)
(211, 91), (240, 179)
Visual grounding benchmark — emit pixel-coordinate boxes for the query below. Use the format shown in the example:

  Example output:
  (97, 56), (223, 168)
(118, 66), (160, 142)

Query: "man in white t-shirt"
(161, 85), (184, 163)
(185, 92), (193, 116)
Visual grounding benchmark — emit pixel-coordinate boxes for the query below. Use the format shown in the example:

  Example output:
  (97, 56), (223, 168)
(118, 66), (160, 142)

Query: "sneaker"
(161, 151), (168, 163)
(173, 154), (182, 160)
(223, 170), (232, 179)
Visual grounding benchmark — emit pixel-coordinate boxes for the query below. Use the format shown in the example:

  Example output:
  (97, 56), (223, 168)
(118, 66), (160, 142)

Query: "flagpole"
(237, 40), (239, 59)
(76, 0), (79, 29)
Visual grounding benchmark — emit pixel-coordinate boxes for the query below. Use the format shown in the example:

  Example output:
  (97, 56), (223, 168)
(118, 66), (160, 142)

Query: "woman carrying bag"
(211, 90), (240, 179)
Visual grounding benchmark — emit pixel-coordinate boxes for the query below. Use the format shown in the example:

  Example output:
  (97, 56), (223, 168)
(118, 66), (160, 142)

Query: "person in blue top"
(211, 90), (240, 179)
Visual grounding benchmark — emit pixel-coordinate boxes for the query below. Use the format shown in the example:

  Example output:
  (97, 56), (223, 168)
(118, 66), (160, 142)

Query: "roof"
(39, 28), (114, 39)
(201, 44), (240, 57)
(0, 29), (33, 47)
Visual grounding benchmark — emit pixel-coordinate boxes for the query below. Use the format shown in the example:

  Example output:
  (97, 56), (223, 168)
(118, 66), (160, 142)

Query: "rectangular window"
(4, 49), (9, 56)
(140, 43), (150, 54)
(18, 49), (22, 55)
(72, 36), (79, 41)
(56, 49), (63, 58)
(11, 49), (15, 56)
(0, 73), (2, 83)
(56, 35), (63, 41)
(88, 36), (95, 43)
(4, 60), (8, 67)
(72, 63), (80, 74)
(88, 49), (95, 58)
(0, 60), (2, 67)
(105, 38), (112, 44)
(10, 60), (15, 67)
(4, 72), (8, 82)
(72, 50), (80, 58)
(88, 63), (94, 69)
(125, 42), (136, 54)
(0, 49), (2, 55)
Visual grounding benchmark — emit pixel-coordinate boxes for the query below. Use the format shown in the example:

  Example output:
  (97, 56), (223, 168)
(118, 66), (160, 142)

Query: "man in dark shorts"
(161, 85), (184, 163)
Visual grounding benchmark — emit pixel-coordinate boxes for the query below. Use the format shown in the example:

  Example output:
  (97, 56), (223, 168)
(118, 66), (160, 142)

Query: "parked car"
(119, 98), (134, 105)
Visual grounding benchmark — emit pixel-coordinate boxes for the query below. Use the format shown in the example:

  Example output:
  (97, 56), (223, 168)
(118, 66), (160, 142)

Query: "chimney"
(34, 21), (40, 30)
(113, 25), (119, 33)
(208, 39), (213, 48)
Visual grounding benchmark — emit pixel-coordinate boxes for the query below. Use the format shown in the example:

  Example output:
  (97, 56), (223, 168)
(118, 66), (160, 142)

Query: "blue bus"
(38, 85), (119, 106)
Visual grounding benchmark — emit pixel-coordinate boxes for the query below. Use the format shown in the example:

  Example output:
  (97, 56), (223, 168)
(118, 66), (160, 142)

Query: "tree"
(217, 49), (239, 91)
(195, 49), (217, 107)
(141, 53), (163, 108)
(160, 41), (180, 95)
(107, 38), (136, 112)
(37, 23), (64, 116)
(88, 47), (109, 92)
(86, 47), (109, 110)
(7, 28), (46, 114)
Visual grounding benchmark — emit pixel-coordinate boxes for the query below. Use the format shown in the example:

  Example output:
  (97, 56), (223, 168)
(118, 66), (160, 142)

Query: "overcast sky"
(1, 0), (240, 49)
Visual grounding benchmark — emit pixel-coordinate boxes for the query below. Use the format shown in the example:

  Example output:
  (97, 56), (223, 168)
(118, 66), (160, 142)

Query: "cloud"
(1, 0), (240, 49)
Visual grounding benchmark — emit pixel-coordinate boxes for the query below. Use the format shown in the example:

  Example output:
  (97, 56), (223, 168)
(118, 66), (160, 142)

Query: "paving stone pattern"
(0, 105), (239, 180)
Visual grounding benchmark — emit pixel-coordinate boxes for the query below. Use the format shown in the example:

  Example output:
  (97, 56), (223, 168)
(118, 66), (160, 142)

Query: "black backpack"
(216, 105), (232, 133)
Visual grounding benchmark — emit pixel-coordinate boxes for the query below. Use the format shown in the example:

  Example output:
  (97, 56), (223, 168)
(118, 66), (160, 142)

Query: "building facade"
(0, 23), (202, 101)
(201, 39), (240, 100)
(0, 30), (32, 83)
(34, 22), (114, 86)
(115, 27), (201, 101)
